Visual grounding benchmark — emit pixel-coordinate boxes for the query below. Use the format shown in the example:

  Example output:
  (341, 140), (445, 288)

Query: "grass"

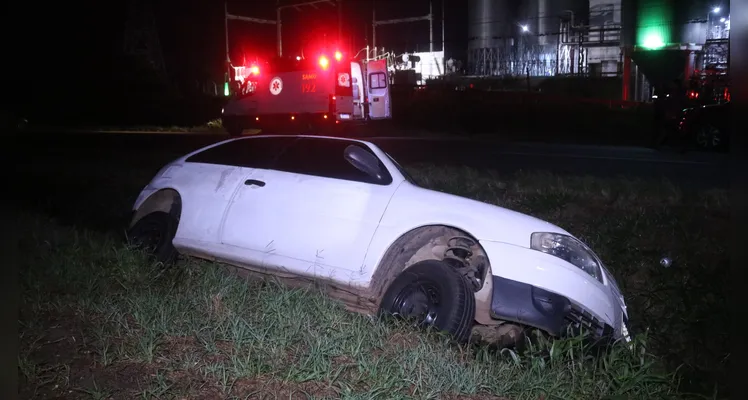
(89, 118), (226, 133)
(15, 159), (728, 399)
(21, 119), (228, 134)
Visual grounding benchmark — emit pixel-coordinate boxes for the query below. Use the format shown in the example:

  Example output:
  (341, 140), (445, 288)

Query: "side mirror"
(344, 145), (386, 182)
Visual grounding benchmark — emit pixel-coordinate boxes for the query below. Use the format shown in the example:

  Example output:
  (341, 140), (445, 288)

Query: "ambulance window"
(369, 73), (387, 89)
(186, 137), (293, 169)
(274, 138), (392, 185)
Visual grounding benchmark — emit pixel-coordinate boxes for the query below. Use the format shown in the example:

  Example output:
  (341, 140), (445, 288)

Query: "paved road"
(6, 130), (730, 188)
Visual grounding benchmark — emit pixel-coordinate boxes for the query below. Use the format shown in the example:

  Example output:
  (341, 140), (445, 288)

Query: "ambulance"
(221, 51), (392, 136)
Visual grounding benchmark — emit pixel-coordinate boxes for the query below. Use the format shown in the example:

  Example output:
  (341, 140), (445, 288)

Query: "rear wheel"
(379, 260), (476, 343)
(127, 211), (179, 265)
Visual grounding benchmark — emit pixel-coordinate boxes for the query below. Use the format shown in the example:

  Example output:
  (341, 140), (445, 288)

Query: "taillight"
(319, 56), (329, 69)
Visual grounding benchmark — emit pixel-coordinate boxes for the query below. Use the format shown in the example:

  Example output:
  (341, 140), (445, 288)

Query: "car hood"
(383, 182), (572, 248)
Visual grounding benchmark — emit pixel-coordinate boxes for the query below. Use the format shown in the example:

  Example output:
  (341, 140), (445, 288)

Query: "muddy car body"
(128, 135), (630, 344)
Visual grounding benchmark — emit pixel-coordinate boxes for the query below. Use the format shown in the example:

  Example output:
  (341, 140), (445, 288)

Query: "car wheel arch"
(368, 224), (494, 323)
(131, 188), (182, 228)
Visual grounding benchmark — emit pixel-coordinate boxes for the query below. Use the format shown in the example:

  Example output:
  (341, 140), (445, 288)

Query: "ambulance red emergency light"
(222, 50), (391, 136)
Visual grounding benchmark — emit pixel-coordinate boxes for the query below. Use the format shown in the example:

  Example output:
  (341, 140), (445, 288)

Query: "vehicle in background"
(221, 52), (392, 137)
(677, 102), (730, 151)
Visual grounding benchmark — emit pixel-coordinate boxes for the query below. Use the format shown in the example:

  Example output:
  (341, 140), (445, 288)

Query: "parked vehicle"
(127, 135), (631, 345)
(677, 102), (730, 151)
(222, 53), (391, 136)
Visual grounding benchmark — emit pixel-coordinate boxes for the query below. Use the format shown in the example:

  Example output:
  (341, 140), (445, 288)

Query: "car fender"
(362, 182), (571, 280)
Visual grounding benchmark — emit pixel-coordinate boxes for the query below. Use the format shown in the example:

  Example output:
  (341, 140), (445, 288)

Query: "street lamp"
(712, 7), (720, 13)
(720, 17), (726, 22)
(521, 24), (529, 32)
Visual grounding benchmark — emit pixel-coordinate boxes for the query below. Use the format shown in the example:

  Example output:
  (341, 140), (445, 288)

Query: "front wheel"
(379, 259), (476, 343)
(694, 122), (724, 150)
(126, 211), (179, 265)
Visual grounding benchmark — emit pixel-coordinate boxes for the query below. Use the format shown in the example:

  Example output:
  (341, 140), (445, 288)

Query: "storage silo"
(467, 0), (518, 76)
(468, 0), (588, 76)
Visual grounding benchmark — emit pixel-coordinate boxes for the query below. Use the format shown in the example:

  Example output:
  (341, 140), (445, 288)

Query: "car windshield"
(386, 153), (417, 185)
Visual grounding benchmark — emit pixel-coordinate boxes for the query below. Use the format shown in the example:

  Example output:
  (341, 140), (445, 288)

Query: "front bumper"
(490, 276), (615, 339)
(480, 239), (627, 341)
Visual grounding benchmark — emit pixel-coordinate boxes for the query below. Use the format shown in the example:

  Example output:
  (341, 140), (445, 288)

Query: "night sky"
(10, 0), (465, 102)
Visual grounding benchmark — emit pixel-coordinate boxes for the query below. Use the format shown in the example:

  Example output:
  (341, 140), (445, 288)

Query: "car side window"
(185, 137), (294, 169)
(274, 138), (392, 185)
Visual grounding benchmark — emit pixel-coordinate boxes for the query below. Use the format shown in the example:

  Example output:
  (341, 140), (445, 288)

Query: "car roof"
(178, 134), (379, 163)
(226, 134), (373, 146)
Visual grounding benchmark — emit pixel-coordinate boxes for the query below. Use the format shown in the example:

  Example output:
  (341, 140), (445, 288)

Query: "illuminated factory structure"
(466, 0), (730, 101)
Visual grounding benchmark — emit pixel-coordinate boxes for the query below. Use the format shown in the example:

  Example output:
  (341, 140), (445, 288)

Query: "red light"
(332, 96), (336, 101)
(323, 114), (328, 119)
(334, 51), (342, 61)
(255, 117), (259, 121)
(250, 65), (260, 75)
(291, 115), (295, 120)
(319, 56), (329, 69)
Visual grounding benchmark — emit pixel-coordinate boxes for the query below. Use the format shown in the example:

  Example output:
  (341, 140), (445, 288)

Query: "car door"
(219, 137), (401, 284)
(176, 136), (292, 257)
(366, 59), (391, 120)
(176, 138), (282, 248)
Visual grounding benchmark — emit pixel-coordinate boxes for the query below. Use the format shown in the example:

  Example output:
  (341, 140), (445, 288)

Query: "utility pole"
(224, 1), (275, 96)
(372, 2), (433, 55)
(441, 0), (445, 73)
(225, 0), (336, 61)
(124, 0), (167, 79)
(372, 8), (376, 53)
(276, 6), (283, 57)
(276, 0), (336, 57)
(338, 0), (343, 48)
(430, 1), (434, 53)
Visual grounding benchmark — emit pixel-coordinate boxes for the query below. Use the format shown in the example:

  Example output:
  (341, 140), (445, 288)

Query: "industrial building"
(465, 0), (730, 101)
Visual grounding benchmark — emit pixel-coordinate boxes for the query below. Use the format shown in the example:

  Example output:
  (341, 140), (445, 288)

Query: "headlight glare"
(531, 232), (603, 283)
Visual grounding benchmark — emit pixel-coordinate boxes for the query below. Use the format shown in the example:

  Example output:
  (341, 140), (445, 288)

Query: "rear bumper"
(223, 111), (340, 123)
(222, 113), (349, 134)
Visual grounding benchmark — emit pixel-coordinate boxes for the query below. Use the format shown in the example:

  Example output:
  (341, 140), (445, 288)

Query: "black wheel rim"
(391, 279), (442, 327)
(696, 125), (721, 148)
(131, 219), (165, 254)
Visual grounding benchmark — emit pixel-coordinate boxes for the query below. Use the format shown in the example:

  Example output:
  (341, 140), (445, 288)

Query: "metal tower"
(123, 0), (167, 77)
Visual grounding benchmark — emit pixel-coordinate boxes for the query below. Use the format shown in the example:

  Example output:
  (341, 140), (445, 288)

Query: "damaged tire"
(379, 259), (475, 343)
(127, 211), (179, 265)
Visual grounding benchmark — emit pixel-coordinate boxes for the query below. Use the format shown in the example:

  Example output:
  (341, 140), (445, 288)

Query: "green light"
(636, 0), (673, 49)
(642, 34), (665, 49)
(224, 81), (230, 96)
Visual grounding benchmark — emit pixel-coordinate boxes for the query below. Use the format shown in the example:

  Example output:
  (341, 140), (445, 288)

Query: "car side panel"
(174, 163), (247, 244)
(219, 167), (398, 285)
(359, 182), (571, 284)
(135, 161), (246, 249)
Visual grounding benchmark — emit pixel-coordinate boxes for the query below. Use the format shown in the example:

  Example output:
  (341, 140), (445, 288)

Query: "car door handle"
(244, 179), (265, 187)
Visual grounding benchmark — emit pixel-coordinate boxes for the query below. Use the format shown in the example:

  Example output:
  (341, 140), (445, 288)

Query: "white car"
(128, 135), (630, 344)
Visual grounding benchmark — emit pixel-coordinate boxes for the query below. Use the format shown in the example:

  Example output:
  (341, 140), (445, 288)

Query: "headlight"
(530, 232), (603, 283)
